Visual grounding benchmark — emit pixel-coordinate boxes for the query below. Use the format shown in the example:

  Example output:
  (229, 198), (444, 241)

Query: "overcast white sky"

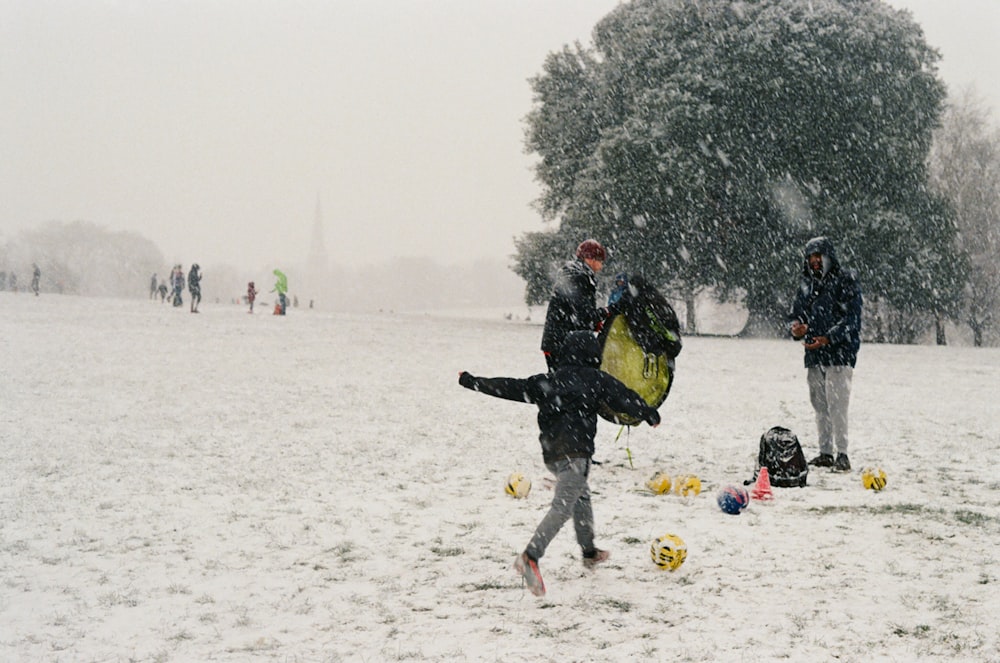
(2, 0), (998, 271)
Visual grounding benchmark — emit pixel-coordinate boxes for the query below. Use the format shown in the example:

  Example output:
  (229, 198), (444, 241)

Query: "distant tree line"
(0, 221), (164, 298)
(1, 221), (279, 304)
(513, 0), (999, 346)
(0, 220), (527, 312)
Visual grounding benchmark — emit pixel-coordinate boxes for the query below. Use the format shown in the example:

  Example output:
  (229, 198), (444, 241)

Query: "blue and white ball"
(716, 485), (749, 515)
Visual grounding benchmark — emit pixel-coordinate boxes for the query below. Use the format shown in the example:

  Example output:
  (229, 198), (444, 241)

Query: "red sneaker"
(513, 553), (546, 596)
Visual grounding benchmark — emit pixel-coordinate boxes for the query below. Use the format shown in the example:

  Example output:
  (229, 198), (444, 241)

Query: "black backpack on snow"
(748, 426), (808, 488)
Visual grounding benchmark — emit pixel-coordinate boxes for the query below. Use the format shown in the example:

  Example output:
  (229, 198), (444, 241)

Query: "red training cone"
(750, 466), (774, 501)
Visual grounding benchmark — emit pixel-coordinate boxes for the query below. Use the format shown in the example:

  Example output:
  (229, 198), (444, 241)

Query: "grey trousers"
(525, 457), (594, 561)
(807, 365), (853, 456)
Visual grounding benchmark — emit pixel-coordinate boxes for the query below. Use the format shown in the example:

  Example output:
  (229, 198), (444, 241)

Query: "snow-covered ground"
(2, 292), (998, 662)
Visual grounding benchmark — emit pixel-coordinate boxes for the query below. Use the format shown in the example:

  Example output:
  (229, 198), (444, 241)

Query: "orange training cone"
(750, 466), (774, 501)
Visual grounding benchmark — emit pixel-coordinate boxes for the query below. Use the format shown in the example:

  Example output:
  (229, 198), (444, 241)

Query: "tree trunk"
(685, 295), (697, 334)
(871, 296), (886, 343)
(935, 314), (947, 346)
(971, 321), (983, 347)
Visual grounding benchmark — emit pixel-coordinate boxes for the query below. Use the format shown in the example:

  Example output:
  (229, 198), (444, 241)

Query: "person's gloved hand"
(646, 410), (661, 427)
(458, 371), (476, 389)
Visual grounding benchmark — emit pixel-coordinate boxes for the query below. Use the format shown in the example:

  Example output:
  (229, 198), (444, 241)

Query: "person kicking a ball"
(458, 330), (661, 596)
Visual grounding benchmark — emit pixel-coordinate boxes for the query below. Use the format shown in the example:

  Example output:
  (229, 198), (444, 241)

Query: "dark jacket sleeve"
(598, 373), (660, 426)
(459, 373), (546, 405)
(788, 278), (811, 331)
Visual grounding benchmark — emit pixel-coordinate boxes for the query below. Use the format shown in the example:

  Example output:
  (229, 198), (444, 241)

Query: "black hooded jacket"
(540, 259), (605, 354)
(460, 331), (660, 463)
(789, 236), (863, 368)
(188, 265), (202, 294)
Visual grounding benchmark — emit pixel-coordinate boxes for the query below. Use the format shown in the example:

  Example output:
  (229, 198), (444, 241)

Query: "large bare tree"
(928, 88), (1000, 346)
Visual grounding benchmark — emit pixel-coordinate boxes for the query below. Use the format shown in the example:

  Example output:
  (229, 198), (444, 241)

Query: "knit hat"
(576, 239), (607, 262)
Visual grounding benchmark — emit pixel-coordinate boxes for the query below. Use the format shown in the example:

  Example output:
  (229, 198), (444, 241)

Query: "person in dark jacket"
(540, 239), (610, 371)
(789, 236), (863, 473)
(188, 264), (202, 313)
(171, 265), (184, 307)
(459, 330), (660, 597)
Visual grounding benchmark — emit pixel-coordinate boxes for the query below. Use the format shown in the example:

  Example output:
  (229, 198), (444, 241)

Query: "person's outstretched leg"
(525, 458), (589, 561)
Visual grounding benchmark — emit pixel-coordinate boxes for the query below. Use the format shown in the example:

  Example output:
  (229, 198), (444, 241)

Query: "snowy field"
(2, 292), (999, 662)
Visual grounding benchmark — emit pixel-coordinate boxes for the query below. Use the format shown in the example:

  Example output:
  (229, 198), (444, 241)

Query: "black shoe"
(833, 453), (851, 472)
(808, 453), (835, 467)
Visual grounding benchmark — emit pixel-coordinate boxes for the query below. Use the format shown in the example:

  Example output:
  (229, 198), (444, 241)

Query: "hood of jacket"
(803, 236), (840, 279)
(560, 256), (595, 283)
(555, 330), (601, 369)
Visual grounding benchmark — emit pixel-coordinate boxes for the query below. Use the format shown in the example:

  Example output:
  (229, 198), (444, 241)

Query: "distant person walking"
(188, 264), (202, 313)
(31, 264), (41, 296)
(171, 265), (185, 307)
(150, 273), (158, 299)
(247, 281), (258, 313)
(788, 236), (863, 473)
(271, 269), (288, 315)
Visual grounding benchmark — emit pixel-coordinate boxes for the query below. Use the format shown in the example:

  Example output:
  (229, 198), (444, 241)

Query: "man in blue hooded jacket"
(789, 236), (863, 473)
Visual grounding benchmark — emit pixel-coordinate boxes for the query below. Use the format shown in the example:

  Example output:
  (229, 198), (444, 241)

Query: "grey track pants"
(525, 457), (594, 561)
(807, 364), (853, 456)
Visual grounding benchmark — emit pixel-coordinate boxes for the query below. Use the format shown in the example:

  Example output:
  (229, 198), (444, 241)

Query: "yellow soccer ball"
(646, 471), (672, 495)
(505, 472), (531, 499)
(673, 474), (702, 497)
(650, 533), (687, 571)
(862, 467), (887, 491)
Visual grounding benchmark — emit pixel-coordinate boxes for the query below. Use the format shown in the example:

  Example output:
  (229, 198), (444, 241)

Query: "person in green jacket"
(272, 269), (288, 315)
